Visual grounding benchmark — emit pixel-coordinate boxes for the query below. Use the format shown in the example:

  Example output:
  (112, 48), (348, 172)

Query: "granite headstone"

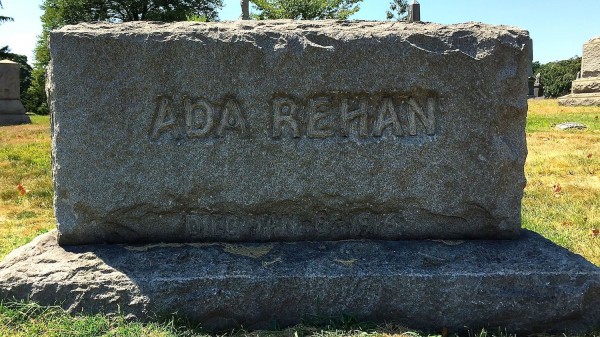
(0, 59), (31, 126)
(47, 21), (529, 245)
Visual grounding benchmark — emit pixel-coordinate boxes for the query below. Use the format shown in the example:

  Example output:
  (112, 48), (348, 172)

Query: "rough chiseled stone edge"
(558, 93), (600, 106)
(571, 77), (600, 94)
(1, 230), (598, 334)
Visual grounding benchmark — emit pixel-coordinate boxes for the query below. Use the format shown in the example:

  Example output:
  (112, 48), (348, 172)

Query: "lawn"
(0, 99), (599, 336)
(522, 100), (600, 265)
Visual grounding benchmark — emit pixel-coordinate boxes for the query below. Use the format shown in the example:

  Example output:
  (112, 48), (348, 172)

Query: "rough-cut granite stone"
(559, 36), (600, 106)
(48, 21), (530, 245)
(0, 230), (598, 333)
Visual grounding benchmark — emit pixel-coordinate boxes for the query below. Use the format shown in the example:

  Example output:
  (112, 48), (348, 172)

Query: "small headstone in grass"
(0, 60), (31, 126)
(556, 122), (587, 130)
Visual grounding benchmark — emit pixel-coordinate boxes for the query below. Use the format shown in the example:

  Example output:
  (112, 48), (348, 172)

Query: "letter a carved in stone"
(151, 96), (178, 140)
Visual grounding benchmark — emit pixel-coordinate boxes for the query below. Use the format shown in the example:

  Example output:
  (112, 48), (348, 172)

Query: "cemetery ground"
(0, 99), (598, 336)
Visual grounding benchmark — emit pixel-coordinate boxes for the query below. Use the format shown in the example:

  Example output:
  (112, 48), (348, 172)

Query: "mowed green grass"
(0, 301), (439, 337)
(0, 115), (54, 259)
(522, 100), (600, 265)
(0, 100), (599, 336)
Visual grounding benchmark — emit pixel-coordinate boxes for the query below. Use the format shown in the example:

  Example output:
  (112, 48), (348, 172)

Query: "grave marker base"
(558, 92), (600, 106)
(1, 230), (598, 333)
(0, 114), (31, 126)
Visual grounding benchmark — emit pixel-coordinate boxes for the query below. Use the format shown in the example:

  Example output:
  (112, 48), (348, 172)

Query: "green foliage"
(27, 0), (224, 115)
(0, 47), (33, 110)
(535, 57), (581, 98)
(186, 13), (208, 21)
(25, 67), (49, 115)
(0, 0), (14, 24)
(27, 35), (50, 115)
(252, 0), (361, 20)
(40, 0), (223, 23)
(386, 0), (407, 21)
(531, 61), (541, 76)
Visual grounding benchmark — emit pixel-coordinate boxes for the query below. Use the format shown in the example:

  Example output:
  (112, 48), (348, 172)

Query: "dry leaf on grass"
(591, 229), (599, 238)
(16, 184), (27, 196)
(553, 183), (562, 197)
(553, 183), (562, 193)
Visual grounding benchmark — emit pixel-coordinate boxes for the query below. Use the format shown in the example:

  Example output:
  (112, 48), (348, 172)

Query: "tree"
(531, 61), (541, 76)
(0, 0), (14, 24)
(386, 0), (407, 21)
(535, 57), (581, 98)
(28, 0), (223, 115)
(251, 0), (361, 20)
(39, 0), (222, 23)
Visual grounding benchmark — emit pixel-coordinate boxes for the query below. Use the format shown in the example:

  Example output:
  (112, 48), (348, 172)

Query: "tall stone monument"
(0, 59), (31, 126)
(1, 21), (598, 334)
(559, 36), (600, 106)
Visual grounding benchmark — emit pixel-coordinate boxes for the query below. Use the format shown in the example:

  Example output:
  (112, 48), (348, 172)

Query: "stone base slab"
(0, 230), (598, 334)
(0, 99), (26, 115)
(558, 92), (600, 106)
(0, 113), (31, 126)
(571, 77), (600, 94)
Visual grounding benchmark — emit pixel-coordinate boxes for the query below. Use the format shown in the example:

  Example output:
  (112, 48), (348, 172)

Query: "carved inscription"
(151, 96), (246, 140)
(150, 93), (436, 140)
(271, 96), (436, 139)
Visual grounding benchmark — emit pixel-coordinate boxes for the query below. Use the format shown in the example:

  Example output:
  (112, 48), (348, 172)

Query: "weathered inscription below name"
(150, 93), (437, 140)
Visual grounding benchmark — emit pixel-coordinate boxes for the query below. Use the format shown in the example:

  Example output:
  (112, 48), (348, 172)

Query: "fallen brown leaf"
(591, 229), (599, 238)
(553, 183), (562, 193)
(16, 183), (26, 196)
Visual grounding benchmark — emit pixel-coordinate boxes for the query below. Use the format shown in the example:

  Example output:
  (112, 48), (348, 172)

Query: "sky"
(0, 0), (599, 65)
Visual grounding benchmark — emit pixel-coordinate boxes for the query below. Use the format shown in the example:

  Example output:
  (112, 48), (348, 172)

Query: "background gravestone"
(533, 72), (544, 98)
(0, 59), (31, 126)
(559, 36), (600, 106)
